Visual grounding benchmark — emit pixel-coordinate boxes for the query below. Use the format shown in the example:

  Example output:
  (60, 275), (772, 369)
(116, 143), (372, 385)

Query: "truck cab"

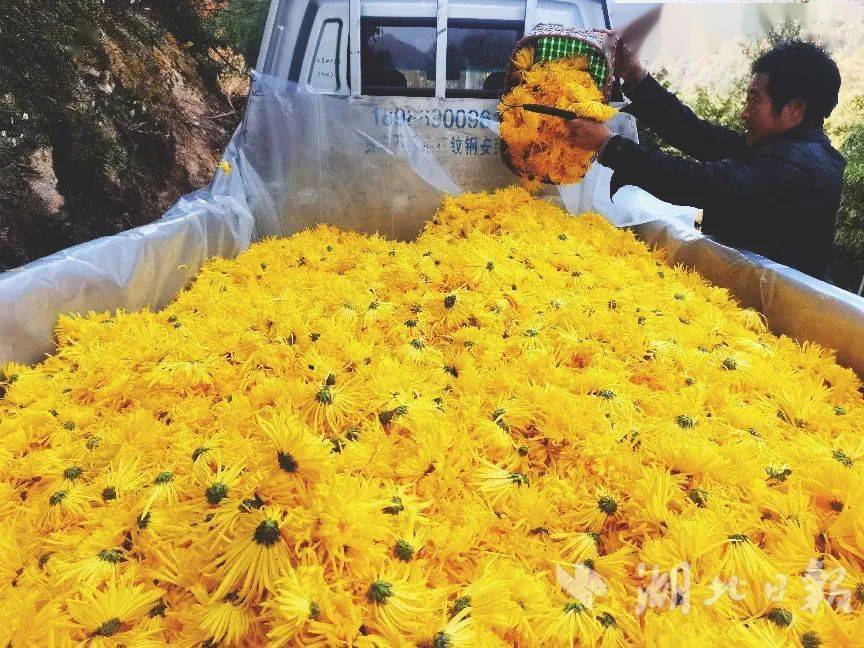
(257, 0), (612, 98)
(247, 0), (626, 240)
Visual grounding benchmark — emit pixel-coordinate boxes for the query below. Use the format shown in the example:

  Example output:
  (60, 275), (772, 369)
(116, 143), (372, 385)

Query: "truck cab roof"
(257, 0), (612, 97)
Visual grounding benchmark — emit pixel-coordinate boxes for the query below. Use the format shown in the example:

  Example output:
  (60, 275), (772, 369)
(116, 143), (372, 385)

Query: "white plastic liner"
(635, 219), (864, 376)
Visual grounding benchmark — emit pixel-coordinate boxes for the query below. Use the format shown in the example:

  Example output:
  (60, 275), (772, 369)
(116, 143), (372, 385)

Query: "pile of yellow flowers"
(499, 48), (618, 185)
(2, 187), (864, 646)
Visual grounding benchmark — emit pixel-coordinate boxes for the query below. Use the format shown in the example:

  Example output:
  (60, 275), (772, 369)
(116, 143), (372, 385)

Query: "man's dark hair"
(752, 40), (841, 123)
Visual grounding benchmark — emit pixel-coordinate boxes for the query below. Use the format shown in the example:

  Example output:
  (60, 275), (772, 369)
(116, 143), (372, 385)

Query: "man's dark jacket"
(598, 74), (846, 278)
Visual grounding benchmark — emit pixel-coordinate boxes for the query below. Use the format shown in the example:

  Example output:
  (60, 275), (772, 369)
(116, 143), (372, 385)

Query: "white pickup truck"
(248, 0), (635, 240)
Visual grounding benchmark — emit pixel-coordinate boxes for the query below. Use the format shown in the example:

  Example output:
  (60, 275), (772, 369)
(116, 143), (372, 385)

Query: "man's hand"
(594, 28), (648, 87)
(567, 118), (612, 153)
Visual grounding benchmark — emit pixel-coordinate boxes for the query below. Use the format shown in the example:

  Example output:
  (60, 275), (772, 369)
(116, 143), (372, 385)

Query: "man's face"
(741, 73), (804, 145)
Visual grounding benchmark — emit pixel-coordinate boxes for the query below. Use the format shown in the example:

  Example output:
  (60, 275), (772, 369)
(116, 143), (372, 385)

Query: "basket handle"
(521, 104), (580, 121)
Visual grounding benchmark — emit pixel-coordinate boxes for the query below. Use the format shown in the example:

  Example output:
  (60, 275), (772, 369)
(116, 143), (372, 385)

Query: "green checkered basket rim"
(535, 36), (607, 92)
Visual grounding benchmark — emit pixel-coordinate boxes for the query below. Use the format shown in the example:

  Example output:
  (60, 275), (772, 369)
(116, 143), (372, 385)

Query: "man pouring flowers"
(568, 33), (845, 280)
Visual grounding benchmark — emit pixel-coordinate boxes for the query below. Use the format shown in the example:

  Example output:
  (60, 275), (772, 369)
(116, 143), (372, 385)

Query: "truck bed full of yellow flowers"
(1, 187), (863, 646)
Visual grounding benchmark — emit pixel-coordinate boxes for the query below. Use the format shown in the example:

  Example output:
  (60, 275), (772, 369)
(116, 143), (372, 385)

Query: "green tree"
(209, 0), (271, 66)
(829, 116), (864, 292)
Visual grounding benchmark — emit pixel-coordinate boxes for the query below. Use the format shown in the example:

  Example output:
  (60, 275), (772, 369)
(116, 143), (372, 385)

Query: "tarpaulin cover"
(1, 73), (862, 376)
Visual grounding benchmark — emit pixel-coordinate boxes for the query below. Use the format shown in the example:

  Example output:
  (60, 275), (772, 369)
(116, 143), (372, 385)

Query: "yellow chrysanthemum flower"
(66, 577), (164, 642)
(207, 505), (293, 601)
(512, 46), (534, 72)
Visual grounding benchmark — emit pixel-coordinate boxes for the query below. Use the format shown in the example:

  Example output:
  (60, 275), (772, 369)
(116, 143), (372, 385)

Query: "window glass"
(361, 18), (437, 96)
(308, 19), (342, 92)
(446, 21), (523, 97)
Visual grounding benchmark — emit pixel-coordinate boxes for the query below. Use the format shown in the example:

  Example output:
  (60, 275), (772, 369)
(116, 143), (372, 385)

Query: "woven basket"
(499, 24), (617, 184)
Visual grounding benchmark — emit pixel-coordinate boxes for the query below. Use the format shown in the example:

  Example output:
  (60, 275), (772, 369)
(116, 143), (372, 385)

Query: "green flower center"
(49, 490), (67, 506)
(93, 617), (122, 637)
(367, 580), (394, 604)
(598, 496), (617, 514)
(766, 467), (792, 482)
(240, 494), (265, 511)
(765, 607), (793, 627)
(433, 632), (452, 648)
(596, 611), (617, 628)
(154, 471), (173, 485)
(206, 482), (229, 505)
(382, 497), (404, 515)
(675, 415), (695, 429)
(451, 595), (471, 617)
(253, 519), (281, 546)
(64, 466), (83, 480)
(491, 407), (508, 429)
(688, 489), (708, 507)
(278, 451), (298, 473)
(564, 601), (587, 614)
(97, 549), (123, 563)
(379, 405), (408, 426)
(394, 539), (414, 562)
(509, 472), (529, 487)
(833, 449), (853, 467)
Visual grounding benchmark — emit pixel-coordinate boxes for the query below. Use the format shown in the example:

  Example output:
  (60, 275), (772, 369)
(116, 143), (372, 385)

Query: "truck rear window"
(446, 20), (523, 98)
(361, 18), (437, 97)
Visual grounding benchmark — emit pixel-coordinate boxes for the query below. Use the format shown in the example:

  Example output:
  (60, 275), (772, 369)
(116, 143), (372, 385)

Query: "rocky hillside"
(0, 1), (248, 270)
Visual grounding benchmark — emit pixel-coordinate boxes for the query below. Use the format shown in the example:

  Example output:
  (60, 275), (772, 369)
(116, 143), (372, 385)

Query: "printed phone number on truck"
(371, 107), (495, 129)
